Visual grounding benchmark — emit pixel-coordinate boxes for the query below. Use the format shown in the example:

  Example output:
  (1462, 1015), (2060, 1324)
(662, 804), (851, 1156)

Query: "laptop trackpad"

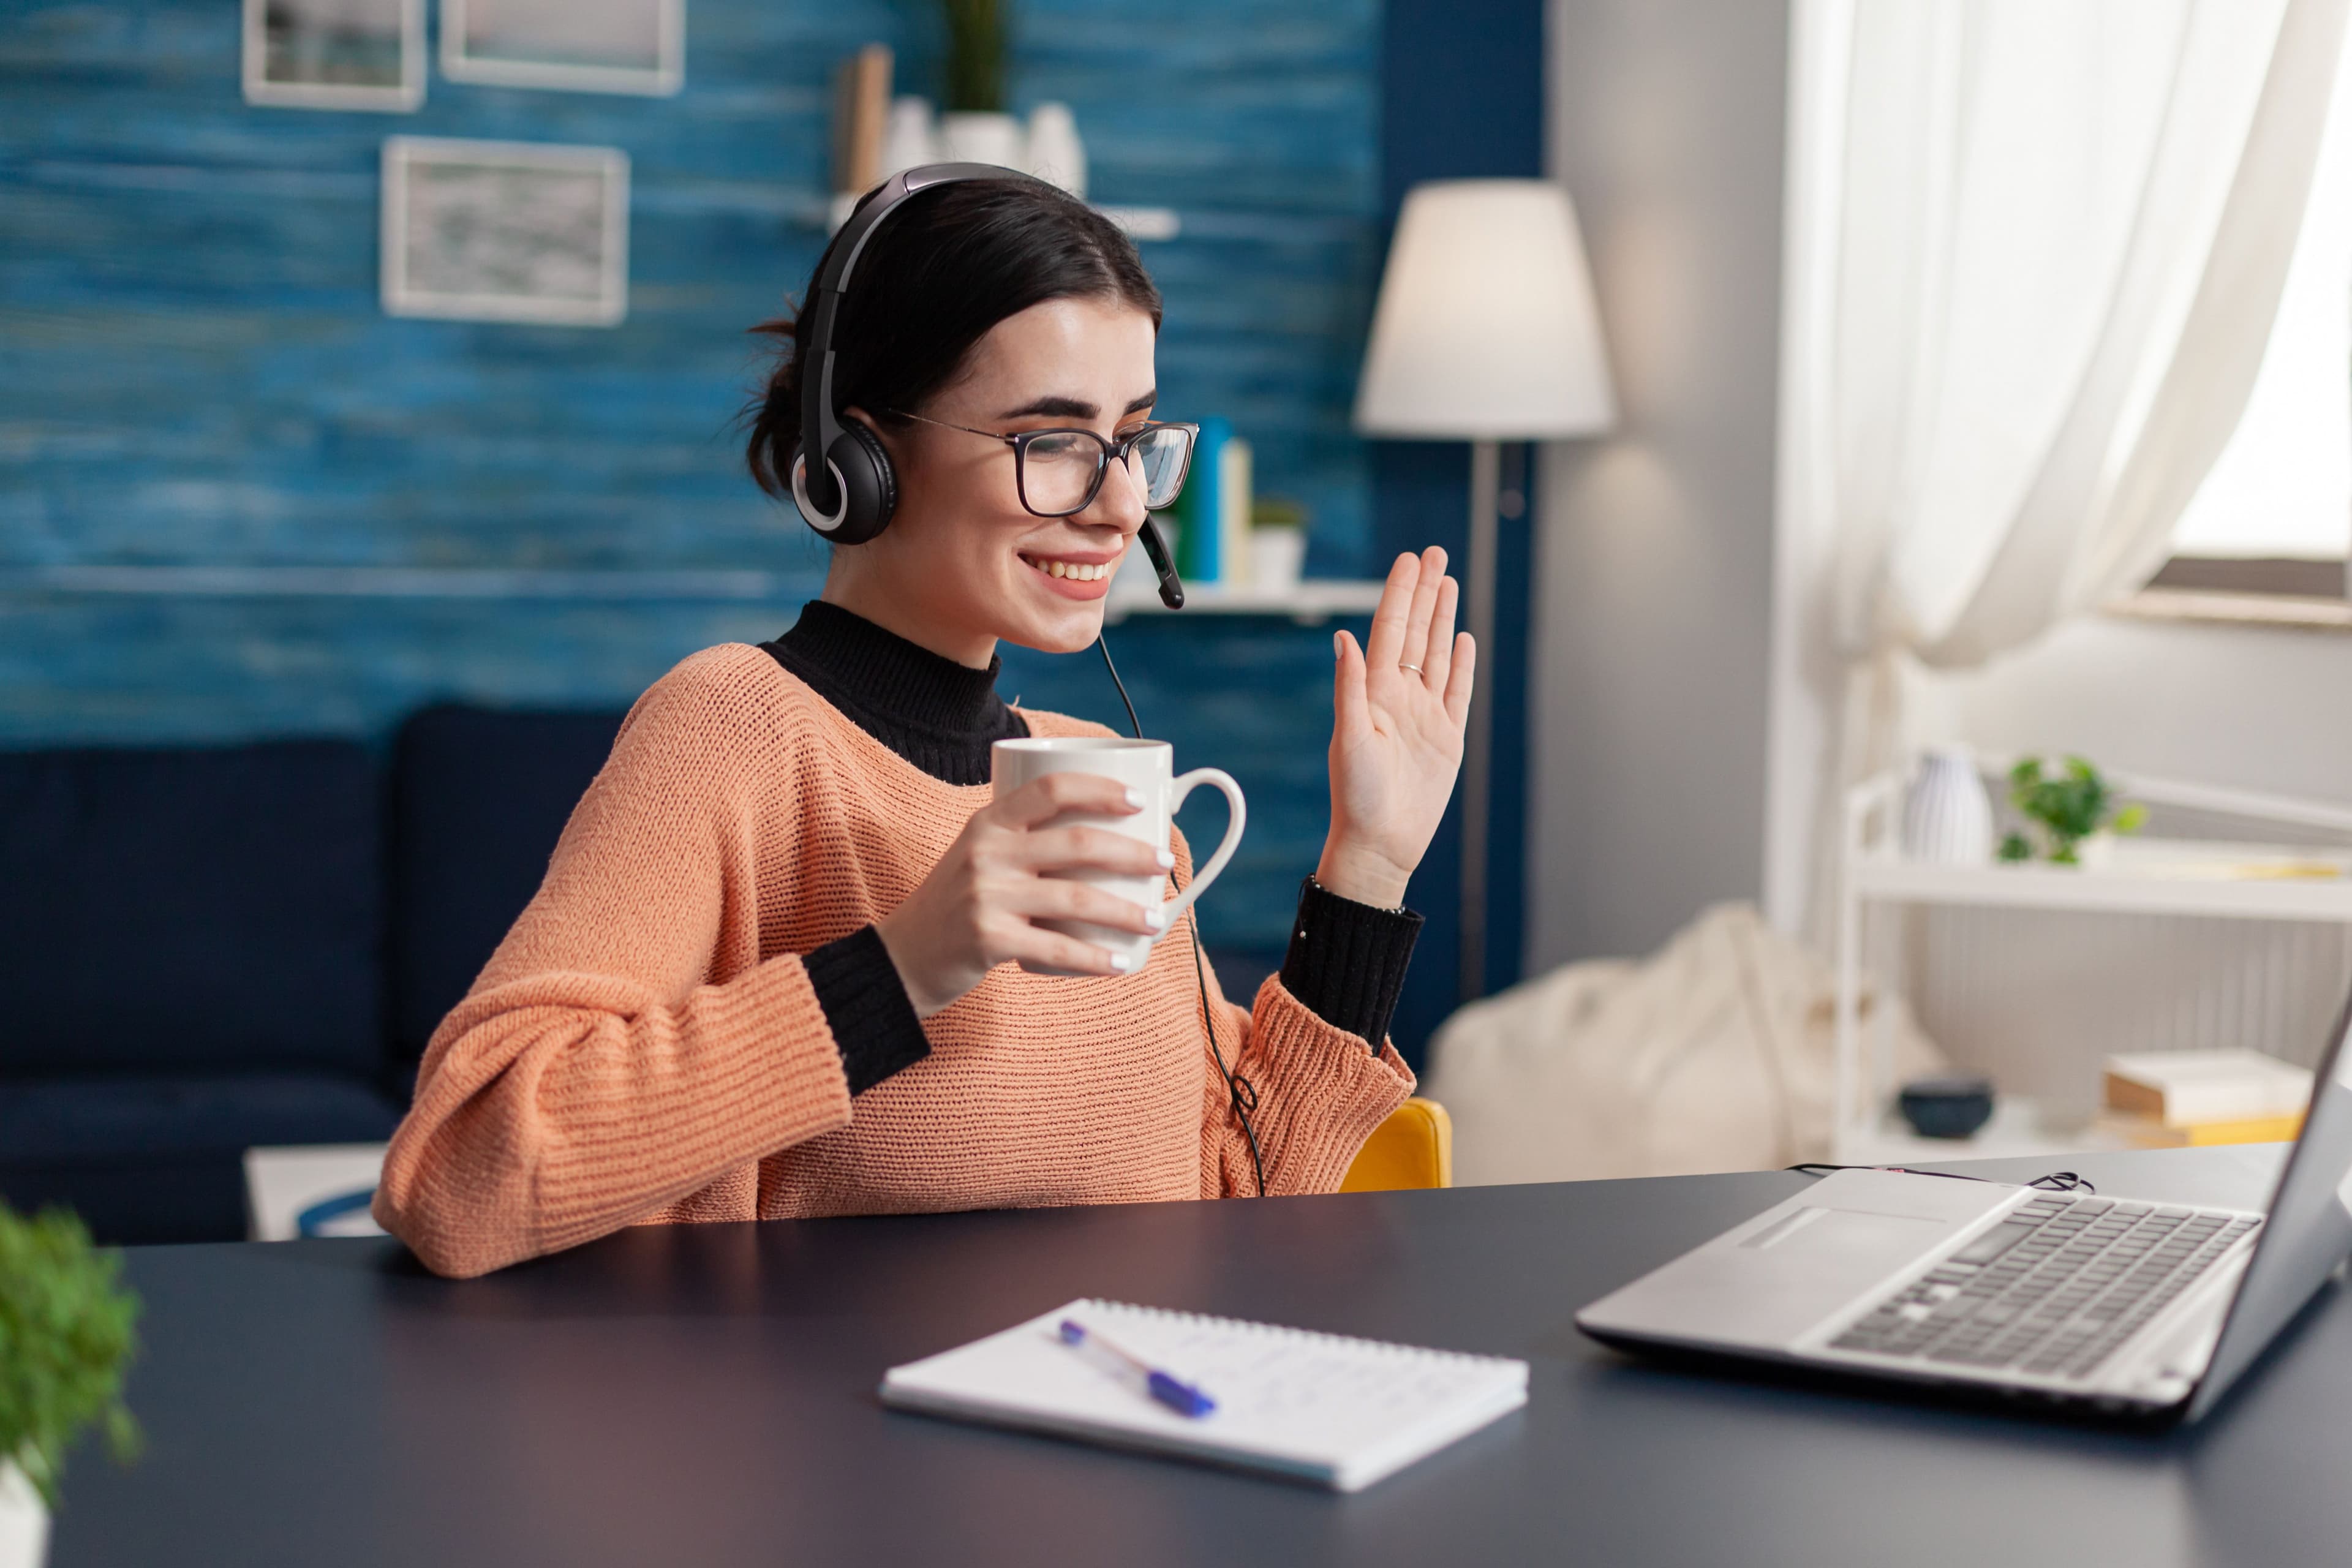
(1743, 1206), (1948, 1257)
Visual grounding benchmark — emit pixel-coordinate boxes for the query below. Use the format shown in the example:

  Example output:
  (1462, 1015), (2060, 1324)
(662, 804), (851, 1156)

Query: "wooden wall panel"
(0, 0), (1382, 952)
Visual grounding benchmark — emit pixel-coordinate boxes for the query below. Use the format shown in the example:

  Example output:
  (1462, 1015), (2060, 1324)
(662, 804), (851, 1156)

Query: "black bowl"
(1898, 1074), (1996, 1140)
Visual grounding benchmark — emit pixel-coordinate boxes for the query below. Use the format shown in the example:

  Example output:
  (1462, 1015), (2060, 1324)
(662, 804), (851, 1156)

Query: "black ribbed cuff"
(805, 925), (931, 1095)
(1278, 878), (1423, 1049)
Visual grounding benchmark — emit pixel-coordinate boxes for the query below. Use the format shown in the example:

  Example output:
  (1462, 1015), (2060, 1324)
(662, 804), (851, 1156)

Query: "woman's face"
(834, 295), (1159, 663)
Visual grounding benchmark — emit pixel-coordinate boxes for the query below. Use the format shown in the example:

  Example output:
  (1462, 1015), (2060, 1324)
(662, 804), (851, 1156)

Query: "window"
(2150, 46), (2352, 604)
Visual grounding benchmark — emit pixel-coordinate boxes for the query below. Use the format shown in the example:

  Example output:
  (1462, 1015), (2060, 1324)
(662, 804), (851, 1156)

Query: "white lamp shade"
(1354, 179), (1615, 440)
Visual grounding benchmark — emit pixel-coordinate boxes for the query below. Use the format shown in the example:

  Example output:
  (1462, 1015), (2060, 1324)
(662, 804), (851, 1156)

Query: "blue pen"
(1058, 1317), (1217, 1418)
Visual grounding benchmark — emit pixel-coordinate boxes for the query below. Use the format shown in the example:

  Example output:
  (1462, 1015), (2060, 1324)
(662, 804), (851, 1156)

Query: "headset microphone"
(1136, 518), (1185, 609)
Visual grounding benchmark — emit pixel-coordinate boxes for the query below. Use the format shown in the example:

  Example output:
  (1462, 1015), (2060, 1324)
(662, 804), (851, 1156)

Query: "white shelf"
(1094, 205), (1180, 241)
(1834, 1099), (2134, 1167)
(1851, 850), (2352, 922)
(1833, 763), (2352, 1161)
(823, 197), (1183, 242)
(1102, 579), (1386, 624)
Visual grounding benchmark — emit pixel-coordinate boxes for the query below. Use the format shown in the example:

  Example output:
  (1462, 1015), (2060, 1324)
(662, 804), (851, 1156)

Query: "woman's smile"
(1019, 545), (1123, 597)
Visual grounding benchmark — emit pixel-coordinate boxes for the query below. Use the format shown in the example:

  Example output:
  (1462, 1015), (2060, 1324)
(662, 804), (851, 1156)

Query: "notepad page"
(880, 1299), (1529, 1491)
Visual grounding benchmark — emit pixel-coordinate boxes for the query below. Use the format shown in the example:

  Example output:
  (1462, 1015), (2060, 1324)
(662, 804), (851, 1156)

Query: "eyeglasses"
(888, 411), (1197, 518)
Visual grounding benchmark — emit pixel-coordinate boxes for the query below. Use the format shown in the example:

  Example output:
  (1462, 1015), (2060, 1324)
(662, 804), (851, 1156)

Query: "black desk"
(54, 1147), (2346, 1567)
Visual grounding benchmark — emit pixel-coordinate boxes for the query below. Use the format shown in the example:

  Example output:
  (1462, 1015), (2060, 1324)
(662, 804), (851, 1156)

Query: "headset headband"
(796, 162), (1045, 517)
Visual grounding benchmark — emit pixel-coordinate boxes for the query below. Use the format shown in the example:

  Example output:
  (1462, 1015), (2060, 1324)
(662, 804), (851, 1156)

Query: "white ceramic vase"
(878, 96), (940, 179)
(938, 110), (1026, 171)
(1250, 528), (1305, 595)
(0, 1460), (48, 1568)
(1023, 102), (1087, 196)
(1901, 748), (1994, 865)
(2071, 829), (2118, 870)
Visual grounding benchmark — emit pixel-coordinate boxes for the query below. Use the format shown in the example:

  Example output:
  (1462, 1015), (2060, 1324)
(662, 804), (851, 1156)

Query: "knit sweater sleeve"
(372, 653), (867, 1278)
(1193, 952), (1417, 1200)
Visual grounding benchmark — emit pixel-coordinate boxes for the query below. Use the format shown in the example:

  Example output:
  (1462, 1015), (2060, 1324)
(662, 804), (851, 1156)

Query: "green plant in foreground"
(0, 1203), (140, 1508)
(1997, 755), (2148, 865)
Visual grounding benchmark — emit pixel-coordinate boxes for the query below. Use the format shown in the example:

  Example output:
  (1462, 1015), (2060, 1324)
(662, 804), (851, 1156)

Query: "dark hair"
(745, 178), (1163, 501)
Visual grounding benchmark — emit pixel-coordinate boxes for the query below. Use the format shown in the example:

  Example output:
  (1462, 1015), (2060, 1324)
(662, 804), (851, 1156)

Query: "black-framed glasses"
(889, 411), (1197, 517)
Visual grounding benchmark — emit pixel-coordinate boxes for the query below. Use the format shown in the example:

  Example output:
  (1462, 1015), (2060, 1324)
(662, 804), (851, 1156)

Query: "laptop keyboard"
(1828, 1194), (2261, 1381)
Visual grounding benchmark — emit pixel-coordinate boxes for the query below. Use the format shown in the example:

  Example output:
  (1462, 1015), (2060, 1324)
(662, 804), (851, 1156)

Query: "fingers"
(1396, 546), (1448, 674)
(995, 770), (1145, 829)
(1360, 551), (1422, 671)
(1418, 571), (1460, 692)
(1443, 631), (1476, 726)
(1017, 823), (1172, 878)
(1006, 876), (1165, 936)
(1332, 628), (1369, 737)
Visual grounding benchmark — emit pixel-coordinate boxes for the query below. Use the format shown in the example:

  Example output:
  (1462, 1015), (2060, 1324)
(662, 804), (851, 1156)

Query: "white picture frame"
(243, 0), (425, 111)
(439, 0), (684, 97)
(380, 137), (630, 328)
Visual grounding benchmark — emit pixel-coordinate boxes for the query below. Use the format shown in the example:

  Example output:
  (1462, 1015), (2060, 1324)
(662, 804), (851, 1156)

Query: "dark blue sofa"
(0, 707), (622, 1243)
(0, 703), (1285, 1246)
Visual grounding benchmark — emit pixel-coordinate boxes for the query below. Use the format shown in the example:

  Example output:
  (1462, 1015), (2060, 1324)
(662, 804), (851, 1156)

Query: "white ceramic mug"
(990, 736), (1246, 976)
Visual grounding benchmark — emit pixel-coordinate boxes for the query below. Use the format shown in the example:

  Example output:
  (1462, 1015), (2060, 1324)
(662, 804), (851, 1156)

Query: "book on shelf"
(2101, 1049), (2313, 1128)
(2094, 1110), (2306, 1148)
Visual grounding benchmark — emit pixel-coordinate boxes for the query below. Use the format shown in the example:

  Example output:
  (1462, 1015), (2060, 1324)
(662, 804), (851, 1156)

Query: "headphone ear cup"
(819, 420), (898, 546)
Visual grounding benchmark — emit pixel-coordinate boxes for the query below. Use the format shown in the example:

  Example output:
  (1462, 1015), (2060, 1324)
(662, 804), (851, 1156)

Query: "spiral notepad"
(879, 1299), (1529, 1491)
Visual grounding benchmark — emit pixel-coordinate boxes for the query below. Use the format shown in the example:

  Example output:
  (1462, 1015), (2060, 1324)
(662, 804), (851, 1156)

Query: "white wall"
(1945, 616), (2352, 805)
(1528, 0), (1790, 972)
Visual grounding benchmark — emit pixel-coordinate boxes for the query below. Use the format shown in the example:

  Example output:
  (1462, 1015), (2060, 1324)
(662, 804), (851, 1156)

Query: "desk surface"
(53, 1146), (2345, 1568)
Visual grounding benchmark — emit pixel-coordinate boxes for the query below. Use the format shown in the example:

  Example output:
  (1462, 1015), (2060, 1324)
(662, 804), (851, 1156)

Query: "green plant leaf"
(1999, 832), (2032, 862)
(2113, 802), (2149, 835)
(0, 1202), (141, 1507)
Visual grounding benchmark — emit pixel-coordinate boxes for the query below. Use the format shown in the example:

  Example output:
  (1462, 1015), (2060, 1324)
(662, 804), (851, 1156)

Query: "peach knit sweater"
(374, 642), (1415, 1277)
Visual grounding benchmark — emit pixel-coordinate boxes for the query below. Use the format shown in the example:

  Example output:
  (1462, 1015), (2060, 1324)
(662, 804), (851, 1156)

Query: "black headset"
(788, 162), (1188, 609)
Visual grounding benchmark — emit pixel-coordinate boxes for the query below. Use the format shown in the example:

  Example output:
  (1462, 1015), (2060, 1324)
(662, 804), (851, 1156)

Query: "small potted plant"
(1248, 497), (1308, 595)
(937, 0), (1022, 167)
(0, 1204), (140, 1568)
(1997, 755), (2148, 867)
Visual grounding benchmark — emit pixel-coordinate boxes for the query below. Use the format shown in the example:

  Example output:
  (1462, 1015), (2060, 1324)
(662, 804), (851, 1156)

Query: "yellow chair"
(1339, 1097), (1453, 1191)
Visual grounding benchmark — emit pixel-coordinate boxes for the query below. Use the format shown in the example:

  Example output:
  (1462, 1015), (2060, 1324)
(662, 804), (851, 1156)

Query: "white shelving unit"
(1102, 578), (1386, 624)
(1834, 763), (2352, 1164)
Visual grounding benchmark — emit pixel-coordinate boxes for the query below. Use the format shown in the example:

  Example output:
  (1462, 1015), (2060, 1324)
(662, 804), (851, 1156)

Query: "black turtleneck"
(763, 602), (1422, 1096)
(766, 600), (1026, 785)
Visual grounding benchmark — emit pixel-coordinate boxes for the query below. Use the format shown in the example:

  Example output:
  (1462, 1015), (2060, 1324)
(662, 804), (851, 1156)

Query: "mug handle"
(1159, 769), (1247, 929)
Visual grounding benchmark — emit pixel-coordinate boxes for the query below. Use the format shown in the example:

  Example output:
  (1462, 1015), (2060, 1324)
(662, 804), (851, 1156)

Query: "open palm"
(1318, 548), (1476, 910)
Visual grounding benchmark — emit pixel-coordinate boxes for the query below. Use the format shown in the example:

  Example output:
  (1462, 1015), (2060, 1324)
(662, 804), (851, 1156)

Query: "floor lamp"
(1355, 181), (1614, 1004)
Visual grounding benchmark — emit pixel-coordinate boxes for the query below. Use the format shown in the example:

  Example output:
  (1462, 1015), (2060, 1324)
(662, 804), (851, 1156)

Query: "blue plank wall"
(1, 0), (1549, 1064)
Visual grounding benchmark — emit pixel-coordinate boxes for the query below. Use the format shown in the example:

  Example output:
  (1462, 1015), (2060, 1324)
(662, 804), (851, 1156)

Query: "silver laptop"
(1576, 987), (2352, 1421)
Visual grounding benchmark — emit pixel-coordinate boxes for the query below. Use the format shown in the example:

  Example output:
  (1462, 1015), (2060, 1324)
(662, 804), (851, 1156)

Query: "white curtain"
(1771, 0), (2349, 938)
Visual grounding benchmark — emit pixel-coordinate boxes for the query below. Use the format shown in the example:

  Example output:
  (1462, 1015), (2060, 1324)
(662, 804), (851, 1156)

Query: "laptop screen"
(2188, 986), (2352, 1420)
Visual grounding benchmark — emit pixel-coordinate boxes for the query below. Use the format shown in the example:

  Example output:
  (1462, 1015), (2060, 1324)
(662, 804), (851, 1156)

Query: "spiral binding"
(1077, 1298), (1519, 1370)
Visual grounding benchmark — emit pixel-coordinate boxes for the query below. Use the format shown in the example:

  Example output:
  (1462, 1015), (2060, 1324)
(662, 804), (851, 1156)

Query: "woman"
(375, 174), (1474, 1278)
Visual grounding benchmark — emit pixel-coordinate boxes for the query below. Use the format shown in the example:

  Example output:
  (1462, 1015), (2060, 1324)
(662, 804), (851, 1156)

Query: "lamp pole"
(1460, 437), (1500, 1005)
(1352, 179), (1615, 1008)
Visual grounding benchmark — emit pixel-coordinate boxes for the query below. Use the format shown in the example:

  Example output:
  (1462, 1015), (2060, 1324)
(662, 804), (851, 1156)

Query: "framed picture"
(439, 0), (684, 97)
(380, 137), (630, 328)
(243, 0), (425, 110)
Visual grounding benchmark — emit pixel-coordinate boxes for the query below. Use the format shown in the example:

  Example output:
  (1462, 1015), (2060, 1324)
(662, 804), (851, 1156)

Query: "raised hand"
(1317, 548), (1476, 909)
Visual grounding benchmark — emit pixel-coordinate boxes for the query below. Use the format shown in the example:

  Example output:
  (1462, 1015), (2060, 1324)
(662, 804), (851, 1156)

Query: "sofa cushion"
(0, 740), (382, 1076)
(388, 705), (624, 1067)
(0, 1072), (401, 1245)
